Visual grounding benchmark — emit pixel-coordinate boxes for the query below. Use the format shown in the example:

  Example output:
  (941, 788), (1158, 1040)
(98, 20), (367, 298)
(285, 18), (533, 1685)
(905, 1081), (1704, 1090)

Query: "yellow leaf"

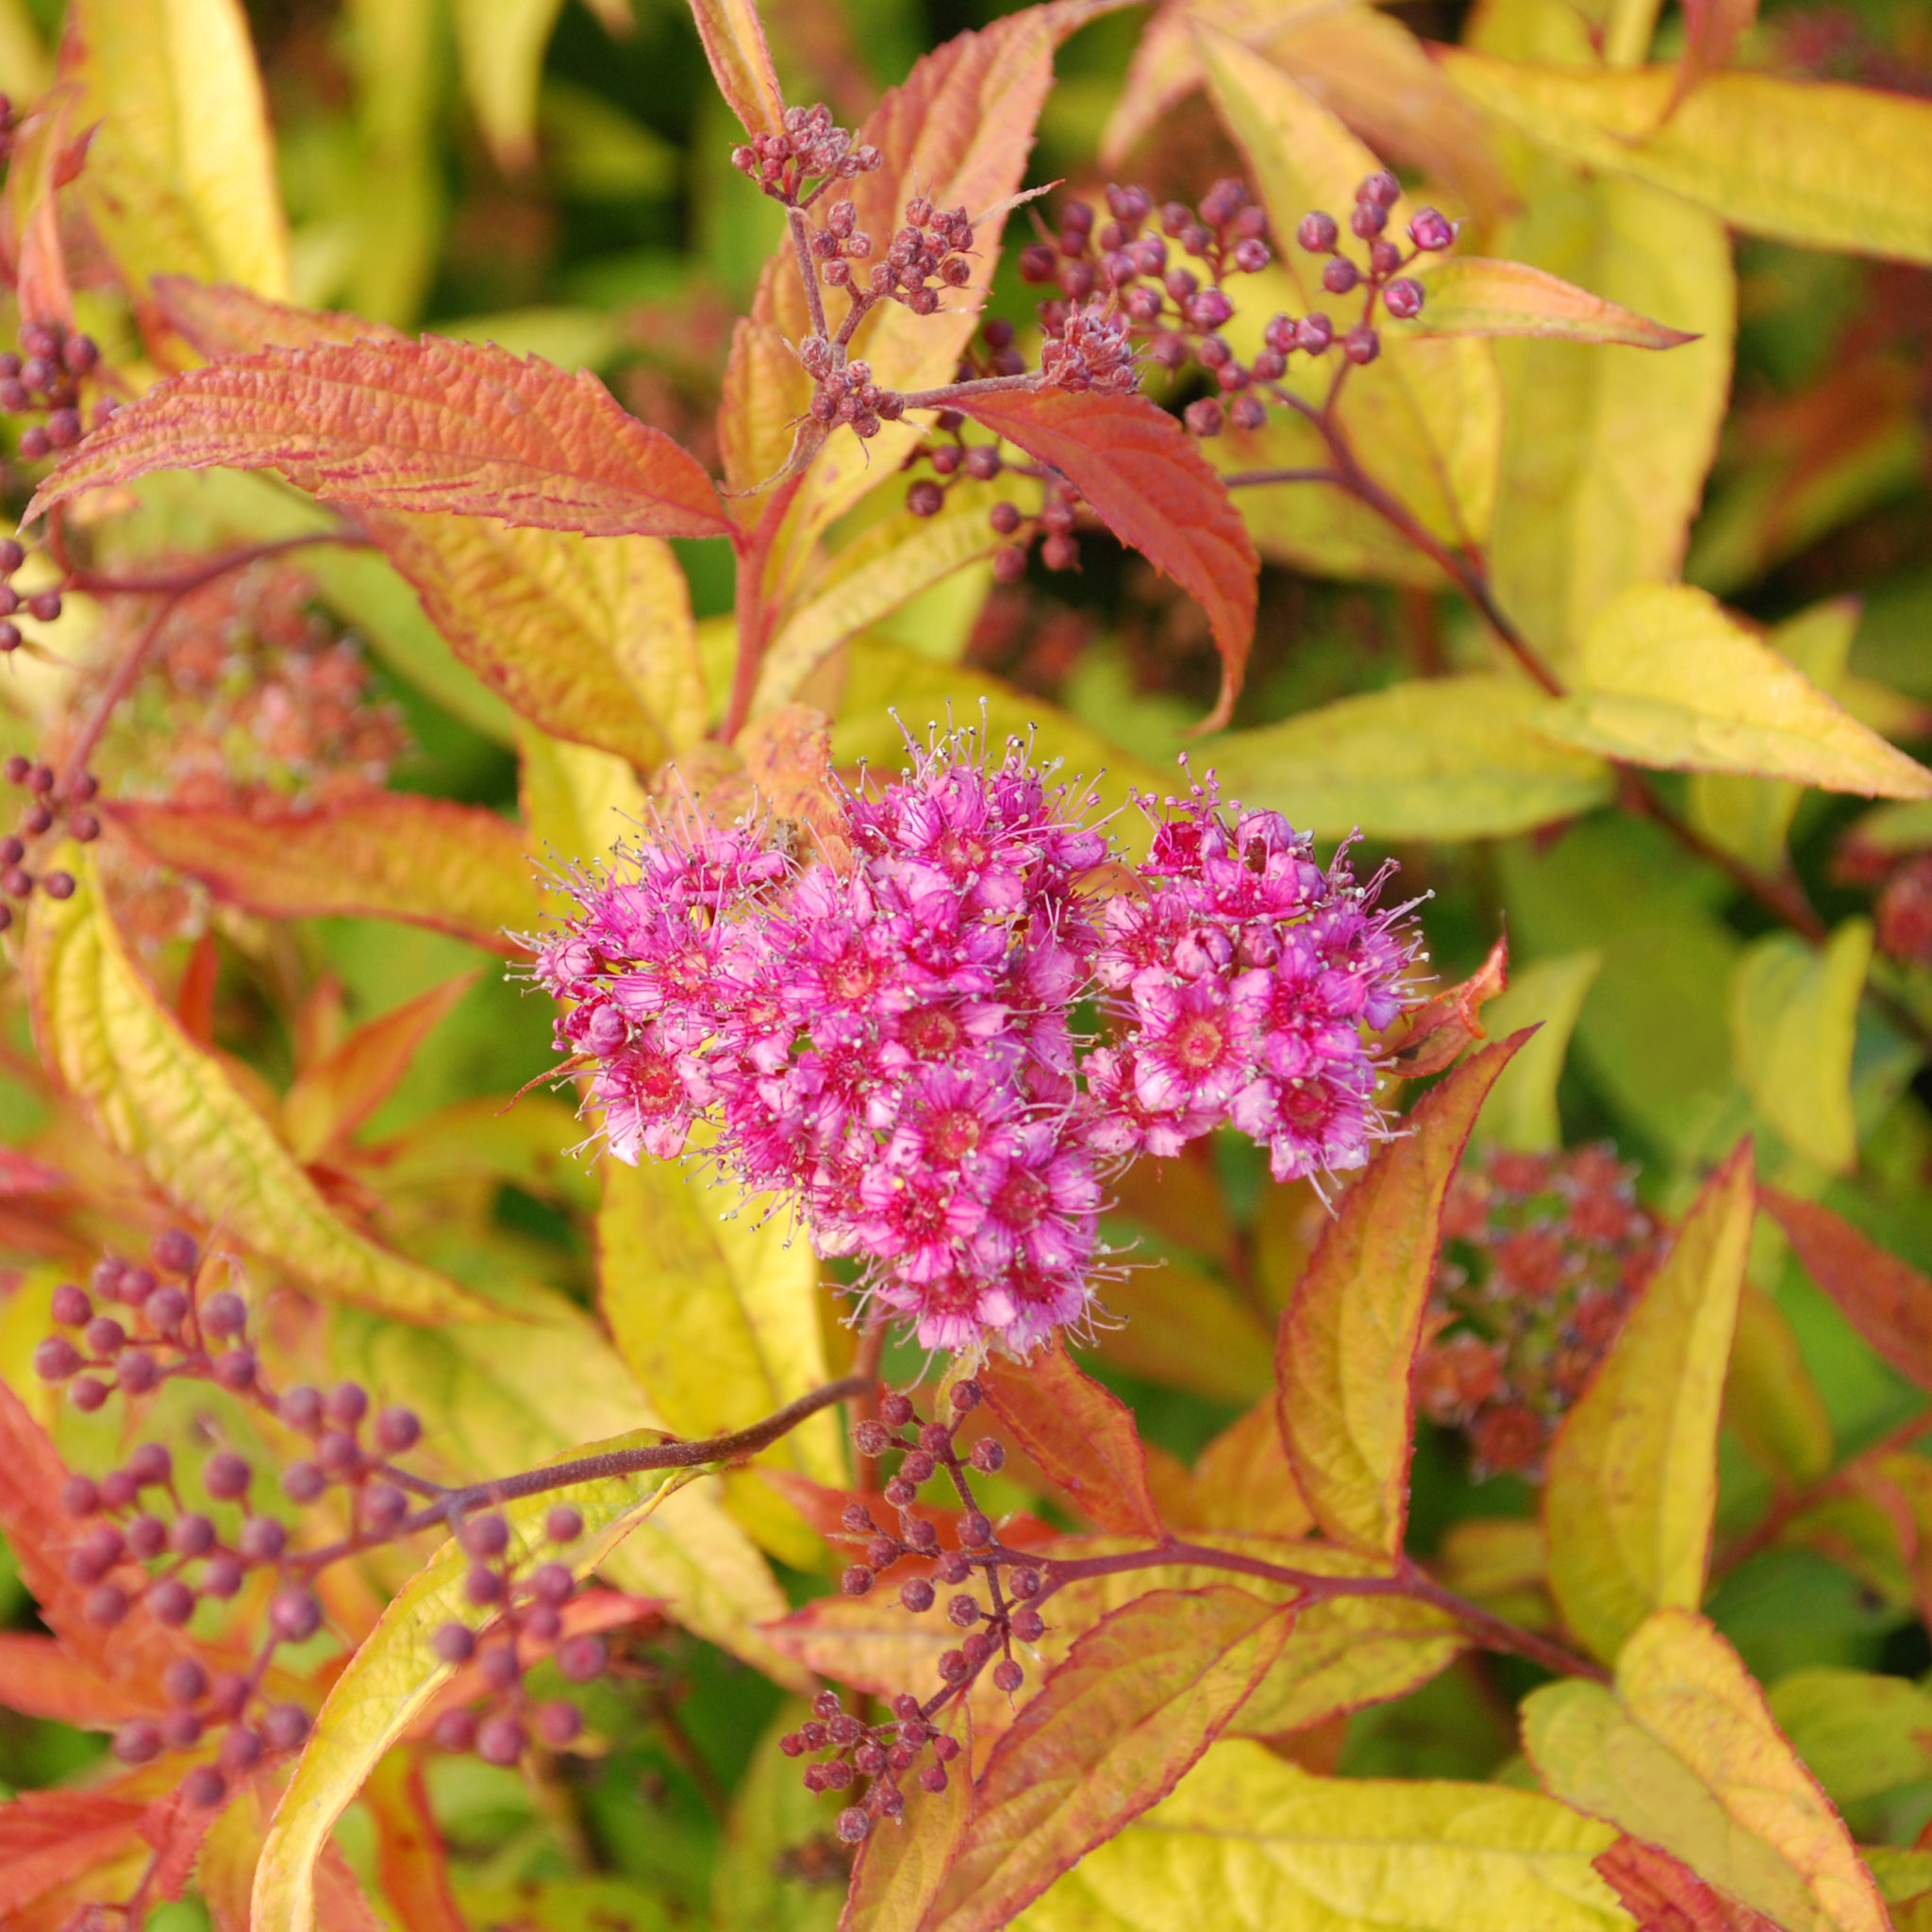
(1768, 1668), (1932, 1808)
(1728, 921), (1873, 1175)
(0, 0), (49, 97)
(1184, 1400), (1316, 1540)
(1472, 951), (1604, 1153)
(1008, 1740), (1627, 1932)
(1726, 1283), (1835, 1487)
(1091, 1253), (1276, 1407)
(65, 0), (291, 295)
(1208, 676), (1613, 843)
(25, 851), (489, 1324)
(252, 1437), (703, 1932)
(842, 1708), (974, 1932)
(1487, 172), (1733, 677)
(1522, 1608), (1890, 1932)
(1541, 583), (1932, 797)
(519, 725), (649, 892)
(1541, 1144), (1754, 1663)
(1442, 54), (1932, 264)
(687, 0), (788, 139)
(1403, 257), (1700, 347)
(1280, 1037), (1527, 1556)
(454, 0), (566, 171)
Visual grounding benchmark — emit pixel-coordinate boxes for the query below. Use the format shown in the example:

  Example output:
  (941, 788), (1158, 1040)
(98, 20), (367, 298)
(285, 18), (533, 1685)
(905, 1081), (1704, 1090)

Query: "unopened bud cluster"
(731, 103), (882, 206)
(2, 316), (110, 460)
(1416, 1144), (1664, 1476)
(0, 747), (92, 924)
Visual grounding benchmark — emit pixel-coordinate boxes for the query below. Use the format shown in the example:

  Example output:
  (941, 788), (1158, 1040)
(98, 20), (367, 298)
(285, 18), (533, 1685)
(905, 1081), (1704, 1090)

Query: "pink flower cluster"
(535, 730), (1418, 1354)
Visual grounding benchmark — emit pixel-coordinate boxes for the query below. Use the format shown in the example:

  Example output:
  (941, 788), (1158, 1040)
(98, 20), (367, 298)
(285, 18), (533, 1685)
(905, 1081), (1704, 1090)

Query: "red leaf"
(366, 1752), (467, 1932)
(0, 1788), (148, 1917)
(1673, 0), (1759, 108)
(137, 1788), (222, 1903)
(1761, 1189), (1932, 1392)
(948, 386), (1258, 728)
(977, 1340), (1166, 1538)
(1594, 1838), (1785, 1932)
(0, 1148), (70, 1194)
(28, 334), (734, 541)
(109, 795), (541, 954)
(921, 1587), (1293, 1932)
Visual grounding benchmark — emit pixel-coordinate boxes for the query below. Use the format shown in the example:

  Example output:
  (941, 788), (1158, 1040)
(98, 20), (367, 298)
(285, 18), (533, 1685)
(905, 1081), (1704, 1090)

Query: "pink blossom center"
(994, 1169), (1051, 1231)
(1173, 1015), (1225, 1071)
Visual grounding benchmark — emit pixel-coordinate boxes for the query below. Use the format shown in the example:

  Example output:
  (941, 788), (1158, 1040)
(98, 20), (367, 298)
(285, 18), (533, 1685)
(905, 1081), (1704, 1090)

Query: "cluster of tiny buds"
(2, 318), (109, 459)
(820, 192), (977, 320)
(799, 342), (906, 439)
(905, 398), (1084, 582)
(731, 103), (882, 207)
(0, 538), (62, 647)
(0, 748), (92, 924)
(782, 1379), (1046, 1841)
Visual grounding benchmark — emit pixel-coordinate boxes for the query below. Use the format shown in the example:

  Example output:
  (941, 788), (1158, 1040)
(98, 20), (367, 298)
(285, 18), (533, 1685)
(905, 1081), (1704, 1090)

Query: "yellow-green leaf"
(66, 0), (291, 296)
(1541, 582), (1932, 797)
(520, 724), (649, 889)
(453, 0), (566, 170)
(1442, 54), (1932, 264)
(1522, 1607), (1890, 1932)
(1402, 256), (1700, 347)
(718, 1703), (854, 1932)
(252, 1436), (703, 1932)
(1769, 1668), (1932, 1808)
(25, 851), (489, 1324)
(1729, 921), (1873, 1174)
(1210, 676), (1613, 845)
(1725, 1283), (1835, 1488)
(1008, 1740), (1627, 1932)
(1541, 1143), (1755, 1663)
(1471, 951), (1603, 1153)
(1091, 1253), (1276, 1408)
(1279, 1035), (1527, 1556)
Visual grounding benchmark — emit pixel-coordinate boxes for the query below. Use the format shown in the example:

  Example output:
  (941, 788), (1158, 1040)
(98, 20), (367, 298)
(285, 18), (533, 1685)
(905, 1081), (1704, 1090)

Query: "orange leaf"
(29, 335), (734, 541)
(1594, 1838), (1786, 1932)
(1386, 931), (1510, 1079)
(947, 386), (1257, 729)
(1674, 0), (1760, 108)
(1402, 259), (1702, 350)
(0, 1149), (70, 1194)
(1761, 1189), (1932, 1391)
(365, 1752), (466, 1932)
(921, 1587), (1294, 1932)
(0, 1787), (149, 1917)
(109, 795), (541, 954)
(0, 1632), (166, 1726)
(687, 0), (787, 138)
(977, 1339), (1166, 1538)
(759, 1471), (1058, 1554)
(1277, 1032), (1529, 1555)
(153, 275), (403, 358)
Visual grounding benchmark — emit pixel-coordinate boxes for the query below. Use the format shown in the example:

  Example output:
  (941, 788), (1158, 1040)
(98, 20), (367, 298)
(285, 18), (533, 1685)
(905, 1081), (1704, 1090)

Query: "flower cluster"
(534, 728), (1421, 1353)
(1416, 1144), (1665, 1476)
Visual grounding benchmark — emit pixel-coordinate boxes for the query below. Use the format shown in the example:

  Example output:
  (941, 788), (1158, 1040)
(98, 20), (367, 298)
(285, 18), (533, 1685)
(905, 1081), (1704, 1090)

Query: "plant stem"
(721, 470), (808, 741)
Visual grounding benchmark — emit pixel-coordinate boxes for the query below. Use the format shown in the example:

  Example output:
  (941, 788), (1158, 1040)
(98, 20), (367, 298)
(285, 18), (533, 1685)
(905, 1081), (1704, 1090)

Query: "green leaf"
(252, 1436), (703, 1932)
(1441, 54), (1932, 264)
(1523, 1608), (1890, 1932)
(1541, 1143), (1755, 1664)
(1208, 676), (1613, 842)
(25, 850), (489, 1324)
(1008, 1740), (1627, 1932)
(1768, 1668), (1932, 1807)
(923, 1588), (1295, 1932)
(1402, 257), (1700, 346)
(1725, 1283), (1836, 1488)
(1729, 922), (1873, 1174)
(1279, 1035), (1527, 1556)
(453, 0), (567, 170)
(66, 0), (291, 296)
(1471, 951), (1603, 1153)
(1541, 583), (1932, 797)
(109, 795), (540, 954)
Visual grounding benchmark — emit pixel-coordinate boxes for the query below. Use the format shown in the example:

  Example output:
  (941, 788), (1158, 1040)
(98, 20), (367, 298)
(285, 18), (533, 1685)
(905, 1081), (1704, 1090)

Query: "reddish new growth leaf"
(0, 1147), (69, 1194)
(1762, 1189), (1932, 1392)
(152, 275), (404, 359)
(977, 1341), (1165, 1538)
(948, 387), (1259, 728)
(1387, 931), (1509, 1078)
(28, 336), (734, 541)
(1594, 1837), (1785, 1932)
(0, 1786), (151, 1918)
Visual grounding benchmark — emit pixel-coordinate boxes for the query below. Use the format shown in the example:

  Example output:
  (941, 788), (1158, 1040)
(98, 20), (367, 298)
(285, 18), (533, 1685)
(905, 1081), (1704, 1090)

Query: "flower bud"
(1383, 277), (1425, 320)
(545, 1505), (584, 1544)
(1343, 323), (1381, 365)
(1322, 258), (1359, 295)
(125, 1511), (167, 1559)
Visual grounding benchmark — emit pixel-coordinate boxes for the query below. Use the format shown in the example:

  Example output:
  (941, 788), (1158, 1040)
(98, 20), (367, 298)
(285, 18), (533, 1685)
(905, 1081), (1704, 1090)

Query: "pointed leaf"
(1761, 1189), (1932, 1392)
(253, 1440), (705, 1932)
(1523, 1608), (1889, 1932)
(109, 795), (540, 954)
(1441, 55), (1932, 264)
(0, 1631), (168, 1725)
(687, 0), (786, 138)
(1542, 1144), (1755, 1663)
(152, 272), (403, 358)
(1402, 257), (1700, 347)
(1004, 1740), (1628, 1932)
(842, 1712), (974, 1932)
(26, 851), (490, 1323)
(1593, 1838), (1786, 1932)
(977, 1340), (1165, 1538)
(1185, 1399), (1315, 1540)
(1674, 0), (1758, 103)
(1278, 1033), (1528, 1556)
(949, 386), (1257, 729)
(1725, 1283), (1835, 1487)
(31, 335), (734, 540)
(0, 1784), (151, 1918)
(922, 1587), (1295, 1932)
(65, 0), (290, 297)
(1542, 583), (1932, 797)
(1473, 951), (1604, 1154)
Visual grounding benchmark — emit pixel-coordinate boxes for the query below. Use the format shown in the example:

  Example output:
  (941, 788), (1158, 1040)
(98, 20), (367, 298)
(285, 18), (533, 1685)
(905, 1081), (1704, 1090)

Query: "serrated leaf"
(1767, 1668), (1932, 1807)
(687, 0), (787, 139)
(108, 795), (540, 954)
(1007, 1740), (1628, 1932)
(949, 387), (1258, 730)
(1541, 583), (1932, 797)
(1402, 257), (1700, 347)
(153, 272), (401, 358)
(1208, 676), (1613, 842)
(841, 1711), (974, 1932)
(25, 851), (489, 1324)
(32, 335), (734, 540)
(1278, 1035), (1528, 1556)
(1472, 950), (1603, 1153)
(1442, 54), (1932, 264)
(1523, 1608), (1889, 1932)
(1592, 1838), (1786, 1932)
(1728, 922), (1872, 1174)
(252, 1439), (703, 1932)
(1542, 1144), (1754, 1664)
(1760, 1189), (1932, 1392)
(923, 1587), (1295, 1932)
(65, 0), (290, 297)
(977, 1341), (1165, 1538)
(0, 1781), (155, 1919)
